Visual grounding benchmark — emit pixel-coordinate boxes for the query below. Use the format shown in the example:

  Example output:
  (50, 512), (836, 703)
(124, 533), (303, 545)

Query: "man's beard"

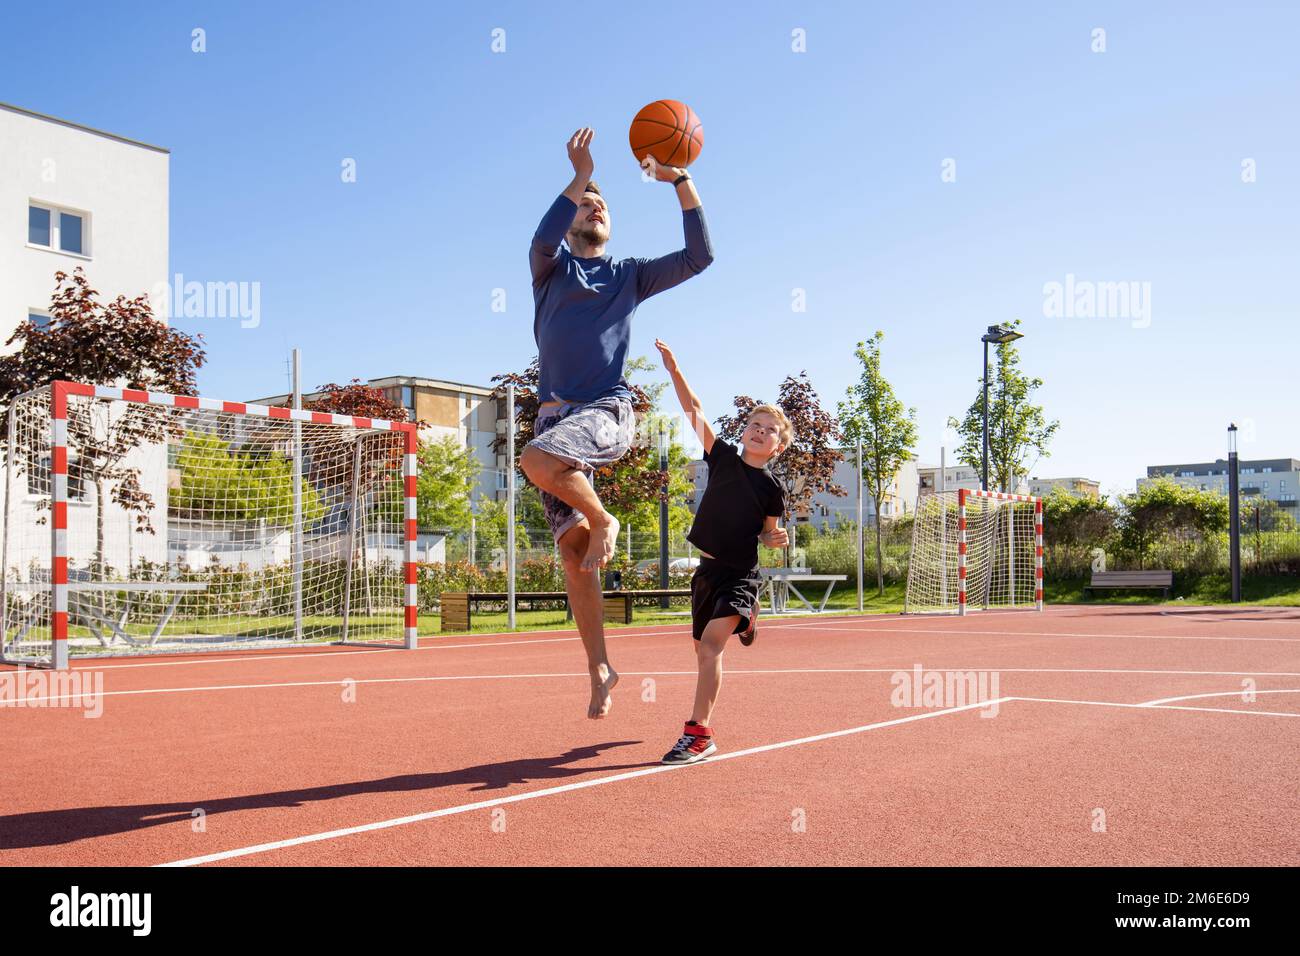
(572, 224), (607, 246)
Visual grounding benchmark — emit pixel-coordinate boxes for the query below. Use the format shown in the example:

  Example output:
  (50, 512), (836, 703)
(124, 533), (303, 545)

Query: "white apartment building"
(1140, 457), (1299, 517)
(1, 103), (170, 575)
(1029, 476), (1100, 500)
(916, 463), (1034, 498)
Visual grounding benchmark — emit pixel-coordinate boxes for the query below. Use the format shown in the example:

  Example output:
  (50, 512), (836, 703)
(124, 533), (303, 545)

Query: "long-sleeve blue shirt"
(530, 194), (713, 404)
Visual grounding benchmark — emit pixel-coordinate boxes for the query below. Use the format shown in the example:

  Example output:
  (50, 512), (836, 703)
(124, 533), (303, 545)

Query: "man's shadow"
(1, 741), (653, 850)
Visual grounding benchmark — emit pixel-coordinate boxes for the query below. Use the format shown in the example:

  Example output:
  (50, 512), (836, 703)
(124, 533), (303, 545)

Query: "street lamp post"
(980, 324), (1024, 491)
(1228, 423), (1241, 602)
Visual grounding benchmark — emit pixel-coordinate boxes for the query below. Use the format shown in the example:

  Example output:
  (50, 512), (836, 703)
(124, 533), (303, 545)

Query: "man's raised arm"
(530, 128), (597, 285)
(634, 155), (714, 300)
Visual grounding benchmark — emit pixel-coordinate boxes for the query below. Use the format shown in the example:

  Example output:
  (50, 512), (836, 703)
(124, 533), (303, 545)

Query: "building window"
(28, 206), (50, 245)
(1281, 480), (1288, 491)
(1262, 481), (1269, 489)
(1262, 467), (1273, 473)
(401, 386), (414, 414)
(28, 311), (51, 329)
(28, 203), (88, 256)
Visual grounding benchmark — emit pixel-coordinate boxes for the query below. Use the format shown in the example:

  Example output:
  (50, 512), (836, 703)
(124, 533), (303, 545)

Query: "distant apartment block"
(1029, 476), (1100, 500)
(254, 375), (506, 508)
(1141, 457), (1299, 512)
(916, 464), (1033, 498)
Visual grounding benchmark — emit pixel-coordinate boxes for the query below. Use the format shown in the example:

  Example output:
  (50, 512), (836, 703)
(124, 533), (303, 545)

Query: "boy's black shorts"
(690, 557), (762, 640)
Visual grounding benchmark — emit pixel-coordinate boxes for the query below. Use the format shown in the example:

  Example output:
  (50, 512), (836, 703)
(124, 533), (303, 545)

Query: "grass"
(32, 572), (1294, 657)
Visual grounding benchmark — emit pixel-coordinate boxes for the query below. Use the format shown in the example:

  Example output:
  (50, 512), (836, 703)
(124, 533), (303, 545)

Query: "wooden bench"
(1083, 570), (1174, 599)
(440, 589), (692, 632)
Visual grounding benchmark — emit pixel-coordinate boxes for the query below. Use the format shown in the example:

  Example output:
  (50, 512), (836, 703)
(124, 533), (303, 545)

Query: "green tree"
(947, 319), (1059, 492)
(1041, 488), (1117, 575)
(716, 371), (845, 567)
(171, 430), (324, 526)
(1116, 477), (1229, 569)
(837, 331), (917, 594)
(416, 435), (480, 533)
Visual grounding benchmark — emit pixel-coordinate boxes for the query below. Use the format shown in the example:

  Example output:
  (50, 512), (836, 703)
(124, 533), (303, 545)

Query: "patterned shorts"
(527, 395), (636, 543)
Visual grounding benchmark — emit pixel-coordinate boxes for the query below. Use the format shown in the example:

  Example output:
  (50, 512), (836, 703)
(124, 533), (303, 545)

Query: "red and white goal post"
(903, 489), (1043, 615)
(1, 381), (419, 669)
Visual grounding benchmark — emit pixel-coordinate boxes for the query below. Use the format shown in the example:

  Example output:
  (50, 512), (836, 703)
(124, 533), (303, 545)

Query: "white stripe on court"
(10, 665), (1300, 712)
(157, 697), (1009, 867)
(1007, 695), (1300, 718)
(769, 621), (1300, 643)
(1137, 688), (1300, 707)
(43, 627), (687, 673)
(12, 666), (1300, 706)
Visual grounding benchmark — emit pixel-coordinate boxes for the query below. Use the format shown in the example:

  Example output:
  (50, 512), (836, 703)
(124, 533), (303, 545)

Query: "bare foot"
(587, 663), (620, 719)
(580, 514), (620, 572)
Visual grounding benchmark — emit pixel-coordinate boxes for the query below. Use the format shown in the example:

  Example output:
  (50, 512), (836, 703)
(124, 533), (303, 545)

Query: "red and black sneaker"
(661, 721), (717, 765)
(738, 600), (760, 646)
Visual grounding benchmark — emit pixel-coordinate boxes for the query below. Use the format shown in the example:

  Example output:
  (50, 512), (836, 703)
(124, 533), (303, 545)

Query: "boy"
(654, 339), (791, 764)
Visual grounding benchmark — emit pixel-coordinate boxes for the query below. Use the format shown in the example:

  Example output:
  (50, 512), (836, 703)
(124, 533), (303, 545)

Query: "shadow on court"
(0, 740), (650, 850)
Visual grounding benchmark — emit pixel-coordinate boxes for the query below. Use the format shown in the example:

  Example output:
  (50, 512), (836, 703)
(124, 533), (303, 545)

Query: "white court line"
(1138, 689), (1300, 707)
(157, 688), (1300, 867)
(770, 621), (1300, 643)
(1008, 695), (1300, 719)
(11, 666), (1300, 707)
(40, 626), (689, 673)
(157, 697), (1008, 867)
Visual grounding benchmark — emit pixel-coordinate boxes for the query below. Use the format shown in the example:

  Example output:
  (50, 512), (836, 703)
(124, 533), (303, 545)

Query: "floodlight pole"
(981, 337), (990, 492)
(506, 384), (517, 629)
(1228, 424), (1241, 602)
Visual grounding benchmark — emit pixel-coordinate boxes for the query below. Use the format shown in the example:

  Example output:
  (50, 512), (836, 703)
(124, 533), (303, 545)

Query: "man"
(520, 127), (714, 719)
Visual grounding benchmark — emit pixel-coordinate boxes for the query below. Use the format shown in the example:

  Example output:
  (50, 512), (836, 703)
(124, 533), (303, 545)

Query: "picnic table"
(3, 581), (210, 648)
(759, 568), (847, 614)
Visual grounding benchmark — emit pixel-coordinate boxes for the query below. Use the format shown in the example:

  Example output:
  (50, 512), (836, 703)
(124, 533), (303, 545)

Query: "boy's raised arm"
(654, 339), (715, 454)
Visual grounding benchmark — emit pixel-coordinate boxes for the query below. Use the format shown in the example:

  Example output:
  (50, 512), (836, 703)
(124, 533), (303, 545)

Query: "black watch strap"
(673, 172), (690, 186)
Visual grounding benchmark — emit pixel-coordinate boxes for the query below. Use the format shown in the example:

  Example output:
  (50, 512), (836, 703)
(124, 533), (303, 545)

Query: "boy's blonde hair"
(748, 404), (794, 455)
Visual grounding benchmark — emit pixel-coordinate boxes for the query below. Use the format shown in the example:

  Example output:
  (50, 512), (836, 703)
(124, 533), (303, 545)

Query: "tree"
(716, 371), (844, 566)
(415, 435), (479, 533)
(300, 378), (412, 524)
(0, 268), (206, 575)
(947, 319), (1058, 493)
(1116, 478), (1229, 569)
(1041, 488), (1117, 575)
(491, 356), (672, 518)
(170, 429), (325, 526)
(837, 331), (917, 594)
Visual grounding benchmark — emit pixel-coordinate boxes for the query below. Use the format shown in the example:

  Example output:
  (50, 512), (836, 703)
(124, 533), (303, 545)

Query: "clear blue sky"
(4, 1), (1297, 495)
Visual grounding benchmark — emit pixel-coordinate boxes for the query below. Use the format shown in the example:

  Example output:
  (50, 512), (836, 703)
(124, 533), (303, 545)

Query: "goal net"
(904, 489), (1042, 614)
(2, 381), (418, 668)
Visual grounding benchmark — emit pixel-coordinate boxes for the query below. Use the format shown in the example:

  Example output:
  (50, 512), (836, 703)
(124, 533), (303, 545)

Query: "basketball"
(629, 100), (704, 168)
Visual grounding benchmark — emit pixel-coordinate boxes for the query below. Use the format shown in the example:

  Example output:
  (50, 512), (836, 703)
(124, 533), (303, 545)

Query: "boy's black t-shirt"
(687, 438), (785, 571)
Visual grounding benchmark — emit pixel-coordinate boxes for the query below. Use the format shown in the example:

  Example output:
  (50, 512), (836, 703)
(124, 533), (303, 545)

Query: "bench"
(1083, 570), (1174, 599)
(440, 589), (692, 632)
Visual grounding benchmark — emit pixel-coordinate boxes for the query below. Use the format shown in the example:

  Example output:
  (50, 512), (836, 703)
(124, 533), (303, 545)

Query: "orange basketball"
(629, 100), (704, 168)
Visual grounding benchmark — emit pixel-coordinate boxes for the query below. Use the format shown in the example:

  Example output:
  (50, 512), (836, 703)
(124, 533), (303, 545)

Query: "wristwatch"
(673, 172), (691, 186)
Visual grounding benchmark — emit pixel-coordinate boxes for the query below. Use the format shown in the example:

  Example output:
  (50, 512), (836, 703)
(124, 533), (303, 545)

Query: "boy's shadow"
(1, 741), (653, 850)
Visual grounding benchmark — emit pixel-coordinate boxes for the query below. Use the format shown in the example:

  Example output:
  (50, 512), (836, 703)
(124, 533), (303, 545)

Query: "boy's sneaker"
(661, 721), (717, 764)
(738, 601), (760, 646)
